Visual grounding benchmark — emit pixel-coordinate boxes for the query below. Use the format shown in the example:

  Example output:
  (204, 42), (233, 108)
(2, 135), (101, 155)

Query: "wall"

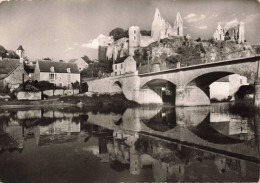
(17, 91), (41, 100)
(4, 65), (30, 87)
(39, 72), (80, 88)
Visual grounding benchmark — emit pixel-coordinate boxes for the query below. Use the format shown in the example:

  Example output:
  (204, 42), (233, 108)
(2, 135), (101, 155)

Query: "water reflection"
(0, 105), (260, 182)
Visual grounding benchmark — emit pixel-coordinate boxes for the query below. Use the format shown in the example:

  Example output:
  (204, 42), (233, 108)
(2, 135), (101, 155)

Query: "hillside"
(134, 36), (256, 74)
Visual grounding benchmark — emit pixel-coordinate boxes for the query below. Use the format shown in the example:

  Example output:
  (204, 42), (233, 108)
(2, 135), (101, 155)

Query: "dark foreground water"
(0, 103), (260, 183)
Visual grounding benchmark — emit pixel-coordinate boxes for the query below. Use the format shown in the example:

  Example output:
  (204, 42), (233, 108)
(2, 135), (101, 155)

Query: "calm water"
(0, 103), (260, 183)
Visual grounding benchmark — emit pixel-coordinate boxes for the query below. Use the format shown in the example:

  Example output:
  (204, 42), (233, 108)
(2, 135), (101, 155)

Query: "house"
(111, 56), (137, 76)
(0, 58), (30, 91)
(33, 60), (80, 88)
(68, 58), (88, 72)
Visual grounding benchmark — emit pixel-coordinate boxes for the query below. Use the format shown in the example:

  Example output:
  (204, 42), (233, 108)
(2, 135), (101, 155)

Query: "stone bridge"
(85, 55), (260, 106)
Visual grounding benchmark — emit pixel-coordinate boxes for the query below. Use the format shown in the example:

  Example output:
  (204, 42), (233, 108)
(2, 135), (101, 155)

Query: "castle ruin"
(98, 8), (184, 63)
(213, 22), (245, 43)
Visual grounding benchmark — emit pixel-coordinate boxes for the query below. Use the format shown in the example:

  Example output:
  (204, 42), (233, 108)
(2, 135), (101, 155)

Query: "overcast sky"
(0, 0), (259, 61)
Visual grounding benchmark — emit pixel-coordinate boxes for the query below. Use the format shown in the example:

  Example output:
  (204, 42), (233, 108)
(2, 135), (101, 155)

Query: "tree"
(0, 45), (7, 58)
(43, 58), (52, 61)
(140, 30), (151, 36)
(109, 28), (128, 41)
(81, 55), (92, 64)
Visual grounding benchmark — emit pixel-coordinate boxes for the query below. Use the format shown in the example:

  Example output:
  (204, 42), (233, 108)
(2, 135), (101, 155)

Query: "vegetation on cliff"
(134, 36), (255, 74)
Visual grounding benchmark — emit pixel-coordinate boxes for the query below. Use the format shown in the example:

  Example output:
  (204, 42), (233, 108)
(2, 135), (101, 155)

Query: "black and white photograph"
(0, 0), (260, 182)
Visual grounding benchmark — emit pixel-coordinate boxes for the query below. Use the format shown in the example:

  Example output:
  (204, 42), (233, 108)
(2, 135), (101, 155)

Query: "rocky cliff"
(134, 36), (256, 74)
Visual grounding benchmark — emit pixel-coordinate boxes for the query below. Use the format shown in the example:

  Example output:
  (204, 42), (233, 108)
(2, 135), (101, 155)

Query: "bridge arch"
(141, 79), (177, 104)
(111, 81), (123, 93)
(184, 61), (258, 86)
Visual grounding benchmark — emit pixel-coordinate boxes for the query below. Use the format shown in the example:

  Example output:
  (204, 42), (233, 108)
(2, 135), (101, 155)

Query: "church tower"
(16, 45), (25, 64)
(174, 12), (183, 36)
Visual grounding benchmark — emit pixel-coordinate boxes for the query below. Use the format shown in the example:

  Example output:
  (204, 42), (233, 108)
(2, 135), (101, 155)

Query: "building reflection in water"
(0, 105), (259, 182)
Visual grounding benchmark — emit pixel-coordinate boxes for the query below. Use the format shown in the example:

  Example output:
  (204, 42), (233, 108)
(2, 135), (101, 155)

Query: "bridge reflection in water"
(0, 104), (259, 182)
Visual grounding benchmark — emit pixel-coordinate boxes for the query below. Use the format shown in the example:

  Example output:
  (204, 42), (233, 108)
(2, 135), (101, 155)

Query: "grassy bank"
(0, 93), (139, 112)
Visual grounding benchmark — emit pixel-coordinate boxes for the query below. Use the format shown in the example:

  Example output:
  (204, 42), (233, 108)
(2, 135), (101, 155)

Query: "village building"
(0, 55), (30, 91)
(111, 56), (137, 76)
(33, 60), (80, 88)
(68, 58), (88, 72)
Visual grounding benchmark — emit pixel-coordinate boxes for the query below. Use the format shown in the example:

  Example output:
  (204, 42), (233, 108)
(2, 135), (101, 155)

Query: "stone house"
(33, 60), (80, 88)
(0, 58), (30, 91)
(111, 56), (137, 76)
(68, 58), (88, 72)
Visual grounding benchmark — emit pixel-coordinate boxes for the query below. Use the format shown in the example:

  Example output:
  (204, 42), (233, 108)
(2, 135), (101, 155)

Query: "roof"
(38, 60), (80, 74)
(17, 45), (24, 51)
(0, 59), (20, 75)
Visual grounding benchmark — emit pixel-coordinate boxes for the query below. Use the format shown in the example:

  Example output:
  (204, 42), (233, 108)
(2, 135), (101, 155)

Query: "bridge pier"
(175, 86), (210, 106)
(254, 61), (260, 108)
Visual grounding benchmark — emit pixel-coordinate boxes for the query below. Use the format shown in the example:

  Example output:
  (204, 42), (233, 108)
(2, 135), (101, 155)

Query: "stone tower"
(129, 26), (140, 56)
(151, 8), (162, 41)
(174, 12), (183, 36)
(238, 21), (245, 44)
(98, 37), (113, 61)
(98, 37), (109, 61)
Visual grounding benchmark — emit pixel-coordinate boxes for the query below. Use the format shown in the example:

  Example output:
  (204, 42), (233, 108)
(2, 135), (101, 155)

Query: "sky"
(0, 0), (260, 61)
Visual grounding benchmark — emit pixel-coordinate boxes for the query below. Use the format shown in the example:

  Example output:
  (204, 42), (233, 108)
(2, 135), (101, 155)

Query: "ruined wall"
(17, 91), (41, 100)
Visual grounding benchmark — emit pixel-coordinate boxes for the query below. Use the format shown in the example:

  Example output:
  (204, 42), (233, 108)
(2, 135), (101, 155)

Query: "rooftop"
(38, 60), (80, 74)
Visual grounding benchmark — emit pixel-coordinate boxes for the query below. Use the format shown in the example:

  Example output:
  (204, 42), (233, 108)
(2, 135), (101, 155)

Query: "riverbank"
(0, 93), (139, 112)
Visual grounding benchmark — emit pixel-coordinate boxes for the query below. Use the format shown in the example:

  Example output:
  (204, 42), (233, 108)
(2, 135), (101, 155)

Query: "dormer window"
(50, 66), (54, 72)
(67, 68), (71, 73)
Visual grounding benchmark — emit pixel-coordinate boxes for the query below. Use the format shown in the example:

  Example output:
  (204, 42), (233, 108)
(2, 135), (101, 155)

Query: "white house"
(111, 56), (137, 76)
(33, 60), (80, 88)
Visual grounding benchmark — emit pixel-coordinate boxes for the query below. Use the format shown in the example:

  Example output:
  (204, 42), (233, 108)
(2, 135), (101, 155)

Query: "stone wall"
(17, 91), (42, 100)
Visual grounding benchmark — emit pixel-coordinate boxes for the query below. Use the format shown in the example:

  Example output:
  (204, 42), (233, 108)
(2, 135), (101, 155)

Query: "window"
(115, 72), (117, 76)
(59, 83), (62, 87)
(49, 73), (55, 80)
(67, 68), (71, 73)
(121, 63), (123, 69)
(134, 36), (136, 40)
(68, 74), (71, 81)
(134, 30), (136, 34)
(115, 65), (117, 70)
(55, 74), (57, 79)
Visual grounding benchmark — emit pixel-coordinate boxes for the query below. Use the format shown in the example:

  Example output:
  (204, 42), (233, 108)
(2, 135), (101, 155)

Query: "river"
(0, 103), (259, 182)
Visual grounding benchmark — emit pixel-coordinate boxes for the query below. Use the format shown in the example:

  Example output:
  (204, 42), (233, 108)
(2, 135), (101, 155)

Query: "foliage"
(140, 30), (151, 36)
(195, 37), (201, 42)
(0, 45), (7, 58)
(81, 83), (88, 92)
(5, 51), (20, 59)
(109, 28), (128, 41)
(81, 55), (92, 64)
(71, 81), (80, 89)
(43, 58), (52, 61)
(81, 60), (113, 78)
